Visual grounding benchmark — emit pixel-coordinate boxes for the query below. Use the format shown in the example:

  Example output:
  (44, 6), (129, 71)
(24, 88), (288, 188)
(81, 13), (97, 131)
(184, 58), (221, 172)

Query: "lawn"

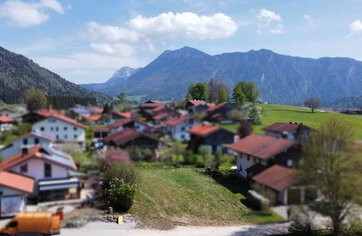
(221, 104), (362, 140)
(130, 167), (283, 229)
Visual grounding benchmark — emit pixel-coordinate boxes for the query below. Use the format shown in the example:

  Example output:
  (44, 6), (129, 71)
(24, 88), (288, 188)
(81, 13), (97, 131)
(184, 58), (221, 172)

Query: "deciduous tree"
(23, 89), (47, 111)
(304, 97), (322, 113)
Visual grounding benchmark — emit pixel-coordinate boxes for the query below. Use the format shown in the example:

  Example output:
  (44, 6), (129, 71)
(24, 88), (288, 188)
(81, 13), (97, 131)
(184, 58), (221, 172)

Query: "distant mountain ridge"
(83, 46), (360, 104)
(0, 46), (111, 104)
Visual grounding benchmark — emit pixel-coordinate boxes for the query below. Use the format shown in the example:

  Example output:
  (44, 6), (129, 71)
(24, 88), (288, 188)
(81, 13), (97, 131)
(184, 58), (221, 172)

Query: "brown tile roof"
(189, 124), (220, 137)
(109, 119), (134, 129)
(0, 116), (14, 123)
(104, 128), (158, 146)
(93, 127), (110, 133)
(113, 111), (132, 119)
(164, 115), (189, 126)
(228, 134), (296, 159)
(263, 122), (300, 133)
(252, 165), (294, 191)
(0, 171), (34, 193)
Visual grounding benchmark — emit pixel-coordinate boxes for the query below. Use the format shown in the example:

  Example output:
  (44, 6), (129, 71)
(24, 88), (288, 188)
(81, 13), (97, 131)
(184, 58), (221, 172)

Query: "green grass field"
(221, 104), (362, 140)
(130, 167), (283, 229)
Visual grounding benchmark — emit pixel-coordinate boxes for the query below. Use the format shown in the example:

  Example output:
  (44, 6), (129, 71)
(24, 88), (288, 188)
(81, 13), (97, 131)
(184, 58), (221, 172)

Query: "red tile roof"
(189, 124), (220, 137)
(152, 104), (166, 112)
(228, 134), (296, 159)
(49, 114), (87, 129)
(113, 111), (132, 119)
(84, 115), (102, 121)
(0, 116), (14, 123)
(104, 128), (157, 146)
(93, 127), (110, 133)
(188, 100), (207, 106)
(153, 113), (170, 121)
(90, 107), (103, 114)
(0, 171), (34, 193)
(252, 165), (294, 192)
(164, 115), (189, 126)
(263, 122), (300, 133)
(207, 102), (226, 112)
(35, 109), (64, 118)
(109, 119), (133, 129)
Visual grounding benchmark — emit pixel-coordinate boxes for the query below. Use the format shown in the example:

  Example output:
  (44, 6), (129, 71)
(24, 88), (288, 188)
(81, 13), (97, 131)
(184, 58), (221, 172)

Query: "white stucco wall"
(32, 118), (85, 143)
(168, 120), (196, 141)
(9, 158), (69, 181)
(0, 136), (52, 159)
(236, 153), (267, 177)
(0, 185), (25, 196)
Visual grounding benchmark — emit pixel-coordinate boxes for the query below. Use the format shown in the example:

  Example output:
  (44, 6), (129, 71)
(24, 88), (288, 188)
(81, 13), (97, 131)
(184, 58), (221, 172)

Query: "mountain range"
(0, 46), (111, 105)
(81, 46), (362, 105)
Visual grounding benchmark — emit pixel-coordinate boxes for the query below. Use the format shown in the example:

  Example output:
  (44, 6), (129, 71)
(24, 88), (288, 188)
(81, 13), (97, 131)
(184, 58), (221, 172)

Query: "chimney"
(22, 147), (28, 155)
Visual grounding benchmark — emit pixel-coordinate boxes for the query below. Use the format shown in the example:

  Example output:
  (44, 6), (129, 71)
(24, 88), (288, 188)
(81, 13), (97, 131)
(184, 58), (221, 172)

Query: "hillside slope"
(0, 46), (111, 104)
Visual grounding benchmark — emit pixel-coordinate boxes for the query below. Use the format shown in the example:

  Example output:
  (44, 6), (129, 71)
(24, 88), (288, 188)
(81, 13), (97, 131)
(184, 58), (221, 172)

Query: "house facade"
(0, 116), (15, 132)
(164, 115), (196, 141)
(32, 114), (86, 145)
(263, 122), (312, 141)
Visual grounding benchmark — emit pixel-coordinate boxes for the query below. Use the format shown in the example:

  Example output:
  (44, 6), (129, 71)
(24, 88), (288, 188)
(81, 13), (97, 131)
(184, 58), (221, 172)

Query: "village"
(0, 87), (361, 235)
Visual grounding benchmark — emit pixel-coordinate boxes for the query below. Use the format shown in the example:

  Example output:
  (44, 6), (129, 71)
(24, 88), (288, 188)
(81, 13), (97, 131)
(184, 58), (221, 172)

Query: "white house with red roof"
(263, 122), (312, 141)
(164, 115), (196, 141)
(227, 134), (298, 178)
(0, 116), (15, 131)
(0, 171), (35, 217)
(32, 114), (87, 145)
(0, 145), (79, 202)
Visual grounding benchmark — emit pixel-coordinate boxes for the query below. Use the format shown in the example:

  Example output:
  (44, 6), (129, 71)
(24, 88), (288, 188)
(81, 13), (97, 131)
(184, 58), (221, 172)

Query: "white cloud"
(256, 9), (283, 34)
(303, 14), (315, 26)
(90, 42), (135, 56)
(347, 20), (362, 37)
(129, 12), (238, 40)
(0, 0), (64, 27)
(87, 22), (140, 43)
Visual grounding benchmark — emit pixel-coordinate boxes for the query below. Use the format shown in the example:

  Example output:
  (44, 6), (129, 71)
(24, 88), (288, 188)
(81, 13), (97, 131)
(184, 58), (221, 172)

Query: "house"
(0, 171), (35, 217)
(0, 130), (55, 158)
(153, 112), (172, 125)
(0, 107), (26, 121)
(139, 101), (168, 120)
(0, 145), (80, 202)
(0, 116), (15, 132)
(186, 100), (214, 114)
(252, 165), (294, 205)
(189, 124), (235, 153)
(104, 128), (159, 151)
(263, 122), (312, 141)
(32, 114), (87, 146)
(112, 111), (132, 120)
(83, 114), (102, 124)
(227, 134), (298, 178)
(22, 109), (64, 124)
(93, 127), (110, 139)
(164, 115), (196, 141)
(206, 102), (238, 123)
(70, 106), (102, 118)
(108, 119), (135, 134)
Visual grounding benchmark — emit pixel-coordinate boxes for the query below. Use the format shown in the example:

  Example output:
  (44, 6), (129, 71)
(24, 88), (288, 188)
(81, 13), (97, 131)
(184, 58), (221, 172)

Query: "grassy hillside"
(221, 104), (362, 139)
(130, 167), (283, 229)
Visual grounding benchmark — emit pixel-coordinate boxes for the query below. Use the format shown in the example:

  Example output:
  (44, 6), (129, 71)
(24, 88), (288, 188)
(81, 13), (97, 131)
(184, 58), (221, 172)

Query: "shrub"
(103, 178), (136, 212)
(103, 162), (138, 186)
(128, 147), (153, 162)
(183, 150), (196, 165)
(247, 190), (270, 214)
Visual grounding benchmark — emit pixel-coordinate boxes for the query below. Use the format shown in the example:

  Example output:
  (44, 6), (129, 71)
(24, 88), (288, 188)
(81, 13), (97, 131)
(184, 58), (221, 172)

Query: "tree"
(218, 86), (228, 103)
(238, 120), (253, 138)
(232, 86), (246, 106)
(119, 92), (127, 106)
(249, 104), (262, 124)
(172, 142), (186, 163)
(23, 89), (47, 111)
(296, 118), (362, 235)
(188, 82), (209, 101)
(234, 81), (260, 103)
(304, 97), (322, 113)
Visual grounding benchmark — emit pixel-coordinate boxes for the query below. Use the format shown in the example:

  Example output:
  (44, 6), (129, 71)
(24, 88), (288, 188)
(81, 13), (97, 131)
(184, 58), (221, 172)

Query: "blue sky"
(1, 0), (362, 84)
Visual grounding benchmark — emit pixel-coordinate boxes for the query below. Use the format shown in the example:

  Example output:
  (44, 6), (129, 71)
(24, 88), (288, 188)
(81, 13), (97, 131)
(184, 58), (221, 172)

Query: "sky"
(1, 0), (362, 84)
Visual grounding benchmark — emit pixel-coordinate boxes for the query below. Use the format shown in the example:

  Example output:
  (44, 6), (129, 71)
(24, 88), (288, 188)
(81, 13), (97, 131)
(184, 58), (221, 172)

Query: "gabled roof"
(84, 115), (102, 122)
(113, 111), (132, 119)
(188, 100), (207, 106)
(0, 171), (34, 193)
(189, 124), (221, 137)
(228, 134), (296, 159)
(0, 116), (15, 123)
(93, 126), (110, 133)
(109, 119), (134, 129)
(36, 114), (87, 129)
(104, 128), (158, 146)
(152, 104), (167, 112)
(164, 115), (190, 126)
(35, 109), (63, 118)
(207, 102), (227, 112)
(252, 165), (294, 192)
(153, 113), (170, 121)
(263, 122), (306, 133)
(0, 145), (77, 171)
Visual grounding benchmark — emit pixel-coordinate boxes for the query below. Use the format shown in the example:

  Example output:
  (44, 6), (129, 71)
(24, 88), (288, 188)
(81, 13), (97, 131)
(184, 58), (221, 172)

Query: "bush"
(128, 147), (153, 162)
(247, 190), (270, 214)
(183, 150), (196, 165)
(103, 178), (136, 212)
(103, 162), (138, 186)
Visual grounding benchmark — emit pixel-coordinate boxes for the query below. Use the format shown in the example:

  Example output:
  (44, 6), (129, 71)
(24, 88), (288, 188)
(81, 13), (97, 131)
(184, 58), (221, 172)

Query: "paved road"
(61, 222), (290, 236)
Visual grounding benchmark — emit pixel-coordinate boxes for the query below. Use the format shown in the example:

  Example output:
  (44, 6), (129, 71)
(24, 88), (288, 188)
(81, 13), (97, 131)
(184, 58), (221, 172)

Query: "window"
(64, 126), (68, 131)
(181, 127), (185, 131)
(64, 134), (68, 139)
(55, 127), (59, 131)
(74, 134), (78, 139)
(73, 126), (78, 131)
(247, 155), (250, 161)
(23, 138), (28, 145)
(40, 127), (45, 131)
(56, 135), (59, 140)
(44, 163), (52, 178)
(34, 138), (39, 144)
(51, 127), (54, 131)
(20, 164), (28, 173)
